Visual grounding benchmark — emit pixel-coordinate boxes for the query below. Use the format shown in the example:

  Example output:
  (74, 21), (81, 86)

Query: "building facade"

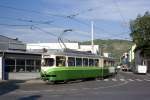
(0, 35), (41, 80)
(128, 44), (150, 72)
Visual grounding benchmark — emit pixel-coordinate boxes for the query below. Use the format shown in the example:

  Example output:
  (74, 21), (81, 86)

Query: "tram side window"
(83, 58), (88, 66)
(95, 59), (99, 67)
(89, 59), (94, 66)
(44, 58), (54, 66)
(68, 57), (75, 66)
(56, 56), (66, 67)
(76, 58), (82, 66)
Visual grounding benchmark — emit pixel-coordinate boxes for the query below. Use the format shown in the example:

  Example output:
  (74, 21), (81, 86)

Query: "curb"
(0, 80), (7, 84)
(147, 73), (150, 77)
(24, 79), (44, 84)
(0, 79), (45, 85)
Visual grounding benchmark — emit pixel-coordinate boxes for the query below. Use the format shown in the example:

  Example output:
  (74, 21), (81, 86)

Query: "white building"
(79, 45), (99, 54)
(27, 43), (79, 50)
(103, 53), (113, 58)
(27, 43), (100, 54)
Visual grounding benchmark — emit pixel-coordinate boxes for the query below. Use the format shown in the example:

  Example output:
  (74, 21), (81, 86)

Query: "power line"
(0, 4), (130, 40)
(112, 0), (128, 27)
(0, 16), (54, 25)
(31, 26), (57, 37)
(0, 4), (66, 18)
(67, 6), (102, 18)
(0, 4), (115, 35)
(0, 23), (32, 27)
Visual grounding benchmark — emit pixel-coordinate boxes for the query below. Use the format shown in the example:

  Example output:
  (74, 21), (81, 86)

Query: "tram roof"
(43, 49), (99, 58)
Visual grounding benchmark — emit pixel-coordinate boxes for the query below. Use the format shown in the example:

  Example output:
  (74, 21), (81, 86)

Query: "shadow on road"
(17, 95), (41, 100)
(0, 80), (25, 96)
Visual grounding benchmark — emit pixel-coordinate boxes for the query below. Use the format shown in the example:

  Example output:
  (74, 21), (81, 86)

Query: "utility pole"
(91, 21), (94, 53)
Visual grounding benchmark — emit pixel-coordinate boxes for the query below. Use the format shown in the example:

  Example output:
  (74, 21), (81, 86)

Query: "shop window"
(16, 59), (25, 72)
(5, 59), (15, 72)
(8, 66), (16, 72)
(36, 60), (41, 66)
(16, 65), (25, 72)
(26, 60), (34, 65)
(35, 60), (41, 72)
(16, 59), (25, 65)
(26, 66), (34, 72)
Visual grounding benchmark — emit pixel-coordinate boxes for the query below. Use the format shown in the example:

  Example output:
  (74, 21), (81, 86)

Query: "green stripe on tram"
(41, 67), (109, 81)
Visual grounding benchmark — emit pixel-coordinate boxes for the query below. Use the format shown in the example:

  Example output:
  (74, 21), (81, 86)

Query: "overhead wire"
(0, 3), (130, 40)
(0, 16), (54, 25)
(112, 0), (128, 27)
(0, 4), (66, 18)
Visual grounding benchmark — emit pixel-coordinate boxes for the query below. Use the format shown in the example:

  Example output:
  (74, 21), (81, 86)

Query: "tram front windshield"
(43, 58), (54, 67)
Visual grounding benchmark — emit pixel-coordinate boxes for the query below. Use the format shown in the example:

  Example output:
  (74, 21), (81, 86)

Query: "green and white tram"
(40, 50), (113, 83)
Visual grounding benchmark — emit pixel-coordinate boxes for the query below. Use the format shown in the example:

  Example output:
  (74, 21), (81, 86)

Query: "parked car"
(134, 65), (147, 74)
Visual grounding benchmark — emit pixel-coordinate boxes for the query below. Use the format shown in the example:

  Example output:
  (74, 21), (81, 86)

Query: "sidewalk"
(24, 78), (45, 84)
(147, 73), (150, 77)
(0, 78), (45, 85)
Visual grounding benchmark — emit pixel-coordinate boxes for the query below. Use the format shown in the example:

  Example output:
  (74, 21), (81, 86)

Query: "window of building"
(35, 60), (41, 72)
(26, 60), (34, 72)
(16, 59), (25, 72)
(5, 59), (15, 72)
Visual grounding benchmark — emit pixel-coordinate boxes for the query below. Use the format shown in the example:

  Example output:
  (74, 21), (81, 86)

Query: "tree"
(130, 11), (150, 57)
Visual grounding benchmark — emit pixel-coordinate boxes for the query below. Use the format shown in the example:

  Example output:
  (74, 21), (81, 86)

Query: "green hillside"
(81, 39), (134, 63)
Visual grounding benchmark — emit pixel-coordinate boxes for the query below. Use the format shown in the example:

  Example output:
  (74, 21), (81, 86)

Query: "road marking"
(104, 79), (109, 81)
(96, 79), (101, 81)
(135, 79), (142, 82)
(112, 79), (117, 81)
(144, 79), (150, 81)
(120, 79), (125, 81)
(128, 79), (134, 81)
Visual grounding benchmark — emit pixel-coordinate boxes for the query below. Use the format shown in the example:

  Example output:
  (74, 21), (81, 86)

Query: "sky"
(0, 0), (150, 43)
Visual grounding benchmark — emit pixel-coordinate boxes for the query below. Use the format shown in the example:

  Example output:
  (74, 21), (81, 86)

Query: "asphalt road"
(1, 71), (150, 100)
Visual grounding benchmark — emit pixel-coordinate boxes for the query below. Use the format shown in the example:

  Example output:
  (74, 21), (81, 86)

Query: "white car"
(135, 65), (147, 74)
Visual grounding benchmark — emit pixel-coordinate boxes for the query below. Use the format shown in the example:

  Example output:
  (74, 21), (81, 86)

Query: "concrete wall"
(8, 73), (40, 80)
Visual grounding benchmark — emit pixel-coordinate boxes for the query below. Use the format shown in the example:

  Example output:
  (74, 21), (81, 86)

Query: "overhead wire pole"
(91, 21), (94, 54)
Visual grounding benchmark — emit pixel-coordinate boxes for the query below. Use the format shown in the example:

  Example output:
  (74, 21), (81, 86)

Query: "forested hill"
(80, 39), (134, 62)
